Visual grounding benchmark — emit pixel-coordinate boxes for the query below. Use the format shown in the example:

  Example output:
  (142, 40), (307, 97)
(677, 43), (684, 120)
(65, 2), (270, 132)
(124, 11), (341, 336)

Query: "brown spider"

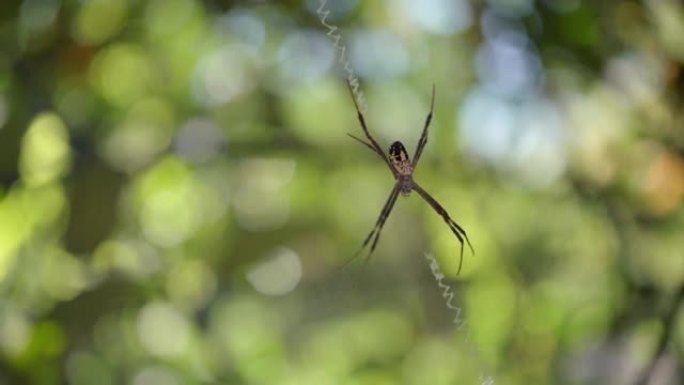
(345, 81), (474, 274)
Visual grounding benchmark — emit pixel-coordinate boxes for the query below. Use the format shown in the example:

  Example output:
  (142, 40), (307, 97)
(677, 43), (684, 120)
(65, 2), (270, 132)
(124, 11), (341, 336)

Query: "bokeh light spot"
(135, 156), (204, 247)
(66, 351), (114, 385)
(475, 31), (541, 97)
(246, 247), (302, 296)
(351, 30), (409, 79)
(217, 8), (267, 53)
(101, 98), (175, 172)
(166, 259), (217, 310)
(396, 0), (472, 35)
(19, 112), (71, 187)
(0, 307), (30, 357)
(277, 30), (334, 82)
(18, 0), (60, 48)
(72, 0), (128, 46)
(191, 46), (252, 107)
(41, 248), (88, 302)
(137, 302), (190, 357)
(0, 190), (31, 282)
(459, 89), (567, 188)
(234, 158), (295, 231)
(210, 296), (286, 383)
(145, 0), (199, 40)
(89, 43), (157, 107)
(93, 239), (162, 279)
(174, 118), (224, 164)
(133, 366), (180, 385)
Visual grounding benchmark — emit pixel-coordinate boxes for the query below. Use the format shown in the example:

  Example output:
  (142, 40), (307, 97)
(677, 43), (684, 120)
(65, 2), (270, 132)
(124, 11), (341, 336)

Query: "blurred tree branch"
(636, 283), (684, 385)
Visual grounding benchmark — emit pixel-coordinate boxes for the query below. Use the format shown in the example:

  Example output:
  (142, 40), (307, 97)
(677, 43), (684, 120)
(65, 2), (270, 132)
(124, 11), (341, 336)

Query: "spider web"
(424, 253), (495, 385)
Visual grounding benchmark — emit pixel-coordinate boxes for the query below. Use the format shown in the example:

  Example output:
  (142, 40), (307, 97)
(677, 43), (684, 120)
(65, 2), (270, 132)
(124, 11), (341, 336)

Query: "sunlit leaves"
(89, 44), (160, 108)
(19, 112), (71, 187)
(136, 301), (191, 357)
(132, 156), (205, 247)
(72, 0), (128, 46)
(100, 97), (175, 172)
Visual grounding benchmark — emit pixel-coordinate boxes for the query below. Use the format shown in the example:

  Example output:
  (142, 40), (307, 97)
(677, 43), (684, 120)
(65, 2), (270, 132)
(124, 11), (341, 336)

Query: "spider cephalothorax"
(344, 81), (474, 273)
(389, 141), (412, 176)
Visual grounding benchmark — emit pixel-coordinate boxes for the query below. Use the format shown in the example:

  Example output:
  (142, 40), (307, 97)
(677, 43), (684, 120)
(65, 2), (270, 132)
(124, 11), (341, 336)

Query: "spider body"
(344, 81), (474, 273)
(389, 141), (414, 195)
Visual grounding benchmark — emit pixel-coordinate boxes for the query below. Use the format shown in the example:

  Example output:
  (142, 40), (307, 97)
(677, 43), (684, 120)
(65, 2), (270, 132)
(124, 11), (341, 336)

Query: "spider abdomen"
(399, 175), (413, 196)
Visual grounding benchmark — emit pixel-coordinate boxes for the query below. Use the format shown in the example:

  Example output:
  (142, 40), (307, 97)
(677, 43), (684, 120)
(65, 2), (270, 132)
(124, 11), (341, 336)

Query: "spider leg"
(347, 134), (398, 180)
(347, 133), (383, 157)
(412, 182), (474, 274)
(365, 186), (401, 262)
(341, 183), (401, 268)
(345, 79), (397, 178)
(411, 84), (435, 169)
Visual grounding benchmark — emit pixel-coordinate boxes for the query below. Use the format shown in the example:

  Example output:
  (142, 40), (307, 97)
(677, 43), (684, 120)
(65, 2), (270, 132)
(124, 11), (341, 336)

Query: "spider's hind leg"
(412, 182), (474, 275)
(342, 184), (401, 267)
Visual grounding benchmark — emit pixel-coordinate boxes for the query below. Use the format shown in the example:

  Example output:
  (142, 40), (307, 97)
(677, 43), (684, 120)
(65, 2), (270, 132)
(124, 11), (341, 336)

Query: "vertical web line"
(316, 0), (367, 113)
(424, 253), (495, 385)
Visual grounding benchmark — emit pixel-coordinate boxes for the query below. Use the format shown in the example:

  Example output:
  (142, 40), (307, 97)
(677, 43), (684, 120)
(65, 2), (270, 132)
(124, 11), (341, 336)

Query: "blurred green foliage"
(1, 0), (684, 384)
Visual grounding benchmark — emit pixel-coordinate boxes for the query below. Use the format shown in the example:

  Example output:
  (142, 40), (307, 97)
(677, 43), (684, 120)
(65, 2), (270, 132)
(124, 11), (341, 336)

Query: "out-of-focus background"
(1, 0), (683, 384)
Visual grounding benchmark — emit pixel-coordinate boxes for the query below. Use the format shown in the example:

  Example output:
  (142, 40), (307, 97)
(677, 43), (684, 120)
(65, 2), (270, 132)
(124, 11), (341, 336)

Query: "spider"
(344, 81), (474, 274)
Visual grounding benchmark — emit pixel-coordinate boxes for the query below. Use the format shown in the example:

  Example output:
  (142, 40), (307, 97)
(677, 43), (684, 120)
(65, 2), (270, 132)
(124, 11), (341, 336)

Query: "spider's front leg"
(345, 80), (398, 179)
(412, 84), (435, 169)
(347, 134), (398, 180)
